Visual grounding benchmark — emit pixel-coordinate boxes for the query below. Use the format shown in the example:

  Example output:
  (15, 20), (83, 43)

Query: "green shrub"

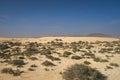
(63, 64), (107, 80)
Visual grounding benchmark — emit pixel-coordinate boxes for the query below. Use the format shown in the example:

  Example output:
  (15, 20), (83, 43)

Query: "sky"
(0, 0), (120, 37)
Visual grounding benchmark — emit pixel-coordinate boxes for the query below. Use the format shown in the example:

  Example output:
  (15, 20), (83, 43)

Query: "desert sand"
(0, 37), (120, 80)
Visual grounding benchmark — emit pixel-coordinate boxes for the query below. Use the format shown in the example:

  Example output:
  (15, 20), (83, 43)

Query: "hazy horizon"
(0, 0), (120, 37)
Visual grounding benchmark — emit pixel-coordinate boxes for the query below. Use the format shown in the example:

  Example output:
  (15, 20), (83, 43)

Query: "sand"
(0, 37), (120, 80)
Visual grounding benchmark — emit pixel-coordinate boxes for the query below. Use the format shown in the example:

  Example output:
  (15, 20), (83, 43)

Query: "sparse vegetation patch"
(62, 64), (107, 80)
(42, 60), (56, 67)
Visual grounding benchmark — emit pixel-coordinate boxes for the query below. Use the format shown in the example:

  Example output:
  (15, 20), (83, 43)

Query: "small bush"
(44, 68), (49, 71)
(71, 56), (82, 60)
(40, 49), (52, 55)
(0, 44), (9, 50)
(30, 57), (38, 60)
(94, 57), (109, 62)
(31, 64), (38, 67)
(46, 55), (61, 61)
(72, 48), (80, 53)
(106, 66), (113, 69)
(12, 59), (26, 66)
(63, 51), (72, 57)
(86, 45), (94, 49)
(1, 68), (13, 74)
(63, 64), (107, 80)
(101, 59), (109, 62)
(19, 56), (25, 59)
(94, 57), (101, 62)
(84, 61), (91, 65)
(23, 47), (40, 57)
(54, 57), (61, 61)
(84, 52), (95, 58)
(28, 68), (35, 71)
(42, 60), (56, 67)
(1, 68), (23, 76)
(12, 69), (24, 76)
(110, 63), (119, 67)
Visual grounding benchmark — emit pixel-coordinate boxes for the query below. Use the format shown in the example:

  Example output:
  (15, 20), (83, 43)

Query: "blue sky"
(0, 0), (120, 37)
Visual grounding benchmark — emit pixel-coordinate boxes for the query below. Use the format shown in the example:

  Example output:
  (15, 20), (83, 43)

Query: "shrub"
(12, 47), (21, 55)
(71, 56), (82, 60)
(30, 57), (38, 61)
(72, 48), (80, 53)
(54, 57), (61, 61)
(50, 41), (63, 47)
(86, 45), (94, 49)
(45, 55), (61, 61)
(11, 59), (26, 66)
(24, 48), (39, 57)
(0, 52), (11, 59)
(63, 51), (72, 57)
(1, 68), (23, 76)
(100, 59), (109, 62)
(12, 69), (24, 76)
(99, 48), (107, 53)
(0, 44), (9, 50)
(84, 52), (95, 58)
(44, 68), (49, 71)
(55, 42), (63, 47)
(19, 56), (25, 59)
(106, 66), (113, 69)
(31, 64), (38, 67)
(94, 57), (109, 62)
(110, 63), (119, 67)
(40, 49), (52, 55)
(94, 57), (101, 62)
(62, 64), (107, 80)
(28, 68), (35, 71)
(42, 60), (56, 67)
(1, 68), (13, 74)
(84, 61), (91, 65)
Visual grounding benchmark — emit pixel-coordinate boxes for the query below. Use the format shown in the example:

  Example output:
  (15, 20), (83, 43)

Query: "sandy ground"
(0, 37), (120, 80)
(0, 37), (118, 43)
